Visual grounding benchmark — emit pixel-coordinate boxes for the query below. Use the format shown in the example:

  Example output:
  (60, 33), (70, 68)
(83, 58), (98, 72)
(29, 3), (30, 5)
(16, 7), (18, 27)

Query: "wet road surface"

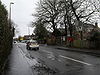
(4, 43), (100, 75)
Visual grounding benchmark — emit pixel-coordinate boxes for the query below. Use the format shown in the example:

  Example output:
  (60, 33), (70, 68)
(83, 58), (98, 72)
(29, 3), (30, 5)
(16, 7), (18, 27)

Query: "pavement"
(3, 44), (38, 75)
(56, 46), (100, 57)
(39, 44), (100, 56)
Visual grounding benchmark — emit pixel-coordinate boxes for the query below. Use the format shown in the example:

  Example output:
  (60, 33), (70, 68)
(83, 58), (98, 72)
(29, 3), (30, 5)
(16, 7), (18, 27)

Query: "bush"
(0, 1), (13, 74)
(89, 30), (100, 49)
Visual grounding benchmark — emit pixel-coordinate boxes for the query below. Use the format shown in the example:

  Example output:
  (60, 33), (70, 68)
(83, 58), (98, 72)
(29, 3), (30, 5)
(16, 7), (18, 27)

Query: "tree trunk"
(52, 19), (56, 36)
(64, 15), (68, 42)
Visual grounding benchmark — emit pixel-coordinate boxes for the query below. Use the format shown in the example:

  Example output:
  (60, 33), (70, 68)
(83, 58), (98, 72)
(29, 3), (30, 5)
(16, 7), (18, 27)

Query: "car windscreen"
(31, 42), (37, 44)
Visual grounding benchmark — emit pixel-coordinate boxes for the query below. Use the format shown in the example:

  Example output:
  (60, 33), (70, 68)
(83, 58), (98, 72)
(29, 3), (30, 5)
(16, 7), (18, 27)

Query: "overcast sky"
(1, 0), (39, 37)
(1, 0), (100, 37)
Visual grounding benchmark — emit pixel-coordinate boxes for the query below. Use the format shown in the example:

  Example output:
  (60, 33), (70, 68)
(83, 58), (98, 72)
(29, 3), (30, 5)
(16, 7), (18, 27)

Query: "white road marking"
(59, 55), (92, 66)
(42, 50), (92, 66)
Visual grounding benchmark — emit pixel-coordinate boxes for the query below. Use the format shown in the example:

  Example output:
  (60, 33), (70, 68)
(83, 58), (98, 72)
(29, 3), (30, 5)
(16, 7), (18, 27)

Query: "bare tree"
(32, 0), (97, 42)
(56, 0), (96, 41)
(69, 0), (96, 23)
(33, 0), (63, 36)
(87, 0), (100, 23)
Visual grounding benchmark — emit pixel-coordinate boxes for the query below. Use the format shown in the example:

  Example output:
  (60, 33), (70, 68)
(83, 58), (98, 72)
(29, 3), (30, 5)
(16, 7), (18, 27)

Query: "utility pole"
(9, 2), (14, 29)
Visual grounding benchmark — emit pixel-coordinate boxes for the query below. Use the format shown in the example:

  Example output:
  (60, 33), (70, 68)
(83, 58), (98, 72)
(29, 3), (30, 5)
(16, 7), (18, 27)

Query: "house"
(74, 22), (96, 40)
(24, 34), (36, 40)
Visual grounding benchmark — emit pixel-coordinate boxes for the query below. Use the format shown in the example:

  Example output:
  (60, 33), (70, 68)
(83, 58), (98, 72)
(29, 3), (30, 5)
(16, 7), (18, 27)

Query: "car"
(26, 40), (39, 50)
(21, 40), (27, 43)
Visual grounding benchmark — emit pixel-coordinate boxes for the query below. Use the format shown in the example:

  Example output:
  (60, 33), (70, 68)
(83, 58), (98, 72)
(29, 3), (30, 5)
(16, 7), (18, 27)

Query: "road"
(5, 43), (100, 75)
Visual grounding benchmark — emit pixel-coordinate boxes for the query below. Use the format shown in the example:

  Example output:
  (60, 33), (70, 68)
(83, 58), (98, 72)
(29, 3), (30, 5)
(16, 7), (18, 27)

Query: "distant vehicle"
(26, 40), (39, 50)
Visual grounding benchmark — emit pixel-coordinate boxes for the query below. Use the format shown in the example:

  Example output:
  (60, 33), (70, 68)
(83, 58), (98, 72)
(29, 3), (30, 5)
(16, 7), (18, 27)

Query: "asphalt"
(3, 43), (100, 75)
(56, 46), (100, 57)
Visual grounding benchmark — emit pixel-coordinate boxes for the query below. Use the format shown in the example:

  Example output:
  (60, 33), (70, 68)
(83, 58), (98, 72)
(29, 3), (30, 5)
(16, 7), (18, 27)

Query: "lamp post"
(9, 2), (14, 29)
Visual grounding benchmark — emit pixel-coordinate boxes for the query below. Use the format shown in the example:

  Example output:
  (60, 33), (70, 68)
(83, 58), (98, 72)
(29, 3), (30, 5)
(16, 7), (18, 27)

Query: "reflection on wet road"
(4, 43), (100, 75)
(28, 44), (100, 75)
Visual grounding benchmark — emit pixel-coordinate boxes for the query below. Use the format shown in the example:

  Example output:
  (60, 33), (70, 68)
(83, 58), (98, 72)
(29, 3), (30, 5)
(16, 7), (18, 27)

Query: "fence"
(73, 40), (100, 49)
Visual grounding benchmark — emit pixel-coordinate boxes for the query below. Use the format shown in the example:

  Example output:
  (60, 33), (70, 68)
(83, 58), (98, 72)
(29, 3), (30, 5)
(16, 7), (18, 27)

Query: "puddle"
(24, 52), (58, 75)
(31, 63), (57, 75)
(18, 45), (59, 75)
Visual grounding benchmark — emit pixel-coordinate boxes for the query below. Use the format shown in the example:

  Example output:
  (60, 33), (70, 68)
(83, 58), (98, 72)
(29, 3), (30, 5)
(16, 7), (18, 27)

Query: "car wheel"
(27, 46), (30, 50)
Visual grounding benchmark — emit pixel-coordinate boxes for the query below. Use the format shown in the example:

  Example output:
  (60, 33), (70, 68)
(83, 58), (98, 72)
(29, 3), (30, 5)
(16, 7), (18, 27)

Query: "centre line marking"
(59, 55), (92, 66)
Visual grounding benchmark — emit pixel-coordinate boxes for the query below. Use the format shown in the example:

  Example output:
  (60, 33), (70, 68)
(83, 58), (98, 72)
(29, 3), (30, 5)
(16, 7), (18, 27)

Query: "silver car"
(26, 40), (39, 50)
